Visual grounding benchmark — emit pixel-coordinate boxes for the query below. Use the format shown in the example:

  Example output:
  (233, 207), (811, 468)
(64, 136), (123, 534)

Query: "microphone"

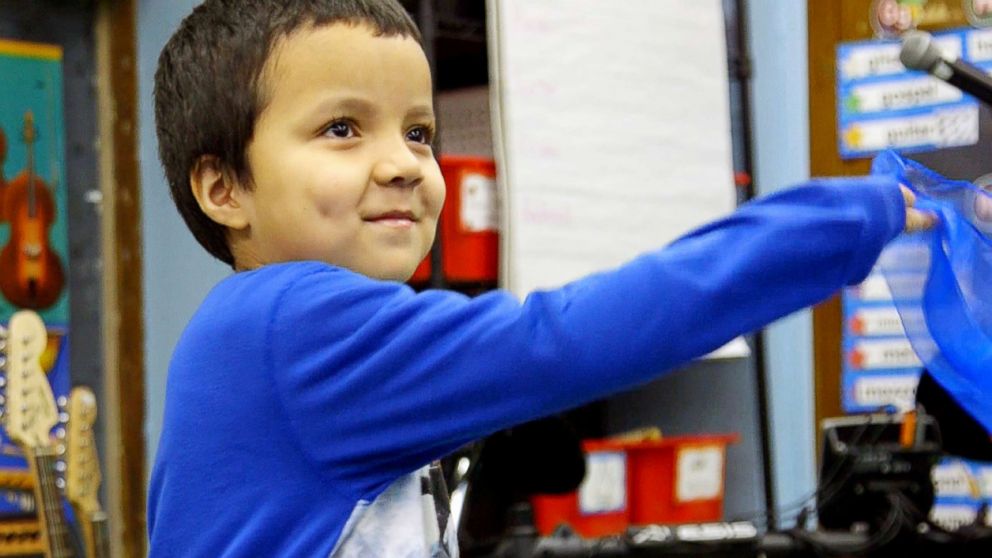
(900, 30), (992, 108)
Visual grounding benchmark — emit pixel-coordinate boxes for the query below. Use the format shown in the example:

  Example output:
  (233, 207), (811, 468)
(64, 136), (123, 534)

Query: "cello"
(0, 111), (64, 309)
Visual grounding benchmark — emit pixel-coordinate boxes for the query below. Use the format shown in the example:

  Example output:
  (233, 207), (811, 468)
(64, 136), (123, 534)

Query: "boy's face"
(233, 23), (444, 281)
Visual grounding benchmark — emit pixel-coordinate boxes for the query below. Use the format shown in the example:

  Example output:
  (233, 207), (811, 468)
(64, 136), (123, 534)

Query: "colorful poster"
(836, 28), (992, 159)
(0, 39), (71, 515)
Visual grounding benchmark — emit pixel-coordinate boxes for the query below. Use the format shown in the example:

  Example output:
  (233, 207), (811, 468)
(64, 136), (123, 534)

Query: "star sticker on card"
(843, 125), (864, 150)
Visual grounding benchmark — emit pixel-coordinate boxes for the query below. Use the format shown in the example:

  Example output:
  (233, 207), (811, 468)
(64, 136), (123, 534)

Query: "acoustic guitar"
(0, 112), (64, 309)
(65, 387), (109, 558)
(3, 310), (77, 557)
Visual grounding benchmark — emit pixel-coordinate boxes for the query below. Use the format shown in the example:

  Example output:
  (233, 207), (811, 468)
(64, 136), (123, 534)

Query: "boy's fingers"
(900, 184), (917, 208)
(905, 208), (937, 232)
(899, 184), (937, 232)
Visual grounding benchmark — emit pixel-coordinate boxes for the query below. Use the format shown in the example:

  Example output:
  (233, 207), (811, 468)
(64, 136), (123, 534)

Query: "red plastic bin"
(438, 155), (499, 283)
(530, 434), (739, 537)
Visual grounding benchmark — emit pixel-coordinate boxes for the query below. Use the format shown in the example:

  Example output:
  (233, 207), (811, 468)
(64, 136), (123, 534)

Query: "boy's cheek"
(436, 187), (447, 212)
(426, 177), (446, 217)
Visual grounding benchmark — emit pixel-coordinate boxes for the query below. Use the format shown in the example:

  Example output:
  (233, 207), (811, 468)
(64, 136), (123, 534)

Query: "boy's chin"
(357, 262), (419, 283)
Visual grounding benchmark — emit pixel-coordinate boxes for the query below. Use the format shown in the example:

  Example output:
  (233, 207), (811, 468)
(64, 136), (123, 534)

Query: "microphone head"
(900, 30), (944, 72)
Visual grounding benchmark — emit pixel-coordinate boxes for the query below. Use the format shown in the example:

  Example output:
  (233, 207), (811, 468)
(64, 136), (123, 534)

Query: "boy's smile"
(224, 23), (444, 280)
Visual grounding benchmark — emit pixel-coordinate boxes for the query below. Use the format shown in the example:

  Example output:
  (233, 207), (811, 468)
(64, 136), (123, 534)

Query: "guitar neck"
(92, 512), (110, 558)
(29, 448), (76, 558)
(74, 510), (109, 558)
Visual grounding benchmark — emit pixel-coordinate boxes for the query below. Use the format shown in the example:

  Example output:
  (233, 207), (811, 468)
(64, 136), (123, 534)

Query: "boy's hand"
(901, 185), (937, 233)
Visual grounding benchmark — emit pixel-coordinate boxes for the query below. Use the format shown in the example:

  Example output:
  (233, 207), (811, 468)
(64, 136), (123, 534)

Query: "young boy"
(148, 1), (933, 556)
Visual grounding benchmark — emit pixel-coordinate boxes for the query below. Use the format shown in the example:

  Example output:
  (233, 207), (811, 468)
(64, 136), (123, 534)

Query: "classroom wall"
(137, 0), (816, 523)
(137, 0), (229, 469)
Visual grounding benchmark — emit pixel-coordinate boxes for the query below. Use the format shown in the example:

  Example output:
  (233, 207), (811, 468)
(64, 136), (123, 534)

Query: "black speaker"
(817, 413), (942, 530)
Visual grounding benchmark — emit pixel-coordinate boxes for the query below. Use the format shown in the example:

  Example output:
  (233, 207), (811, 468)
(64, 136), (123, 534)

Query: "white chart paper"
(489, 0), (746, 358)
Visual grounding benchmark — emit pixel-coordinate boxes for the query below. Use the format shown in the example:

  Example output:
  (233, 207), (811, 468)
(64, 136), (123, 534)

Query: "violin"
(0, 111), (64, 310)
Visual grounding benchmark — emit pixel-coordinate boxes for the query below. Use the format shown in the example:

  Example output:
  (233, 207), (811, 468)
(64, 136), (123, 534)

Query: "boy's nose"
(372, 141), (423, 188)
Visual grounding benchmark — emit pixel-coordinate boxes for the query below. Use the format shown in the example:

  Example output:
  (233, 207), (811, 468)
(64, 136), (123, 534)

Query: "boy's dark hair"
(154, 0), (422, 266)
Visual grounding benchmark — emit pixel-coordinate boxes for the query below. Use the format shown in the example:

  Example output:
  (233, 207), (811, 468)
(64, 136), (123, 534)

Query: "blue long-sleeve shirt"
(148, 177), (906, 557)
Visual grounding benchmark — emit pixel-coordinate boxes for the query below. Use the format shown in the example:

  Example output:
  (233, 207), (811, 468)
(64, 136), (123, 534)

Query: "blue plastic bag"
(871, 151), (992, 435)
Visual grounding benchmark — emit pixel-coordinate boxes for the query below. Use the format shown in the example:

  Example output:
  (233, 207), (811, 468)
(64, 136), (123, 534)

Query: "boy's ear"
(190, 155), (250, 230)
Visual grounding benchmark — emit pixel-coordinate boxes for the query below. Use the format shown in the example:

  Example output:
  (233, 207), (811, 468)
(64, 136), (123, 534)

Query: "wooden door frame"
(807, 0), (968, 452)
(95, 1), (146, 556)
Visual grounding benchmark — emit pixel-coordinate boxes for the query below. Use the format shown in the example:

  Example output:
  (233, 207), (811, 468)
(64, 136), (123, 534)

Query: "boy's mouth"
(365, 210), (418, 227)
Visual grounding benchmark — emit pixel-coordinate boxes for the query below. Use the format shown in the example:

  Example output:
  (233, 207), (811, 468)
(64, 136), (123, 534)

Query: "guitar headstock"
(65, 386), (101, 515)
(3, 310), (57, 450)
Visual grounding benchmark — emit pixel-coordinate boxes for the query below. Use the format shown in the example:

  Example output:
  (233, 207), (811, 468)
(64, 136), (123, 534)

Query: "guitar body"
(0, 173), (64, 309)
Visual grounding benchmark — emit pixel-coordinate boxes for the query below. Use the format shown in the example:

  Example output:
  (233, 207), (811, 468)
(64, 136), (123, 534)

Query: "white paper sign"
(578, 451), (627, 514)
(931, 461), (978, 498)
(851, 373), (920, 410)
(980, 465), (992, 499)
(675, 445), (725, 502)
(930, 504), (981, 531)
(460, 173), (499, 232)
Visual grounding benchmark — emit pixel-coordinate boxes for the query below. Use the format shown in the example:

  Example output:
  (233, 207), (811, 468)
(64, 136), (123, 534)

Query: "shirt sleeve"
(267, 176), (905, 497)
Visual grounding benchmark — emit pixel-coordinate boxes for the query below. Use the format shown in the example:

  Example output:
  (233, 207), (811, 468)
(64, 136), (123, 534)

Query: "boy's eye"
(322, 120), (355, 139)
(406, 125), (434, 145)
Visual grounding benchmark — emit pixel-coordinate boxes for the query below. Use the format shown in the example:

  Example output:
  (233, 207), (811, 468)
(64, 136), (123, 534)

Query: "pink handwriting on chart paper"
(521, 197), (573, 226)
(505, 2), (554, 34)
(532, 143), (560, 159)
(516, 80), (557, 97)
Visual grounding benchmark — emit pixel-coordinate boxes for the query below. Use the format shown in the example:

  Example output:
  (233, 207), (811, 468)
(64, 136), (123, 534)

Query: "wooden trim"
(96, 0), (146, 556)
(807, 0), (968, 454)
(807, 0), (878, 456)
(808, 0), (854, 455)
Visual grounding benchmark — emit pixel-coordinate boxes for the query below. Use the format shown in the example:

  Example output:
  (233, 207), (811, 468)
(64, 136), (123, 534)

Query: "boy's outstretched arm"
(267, 176), (906, 498)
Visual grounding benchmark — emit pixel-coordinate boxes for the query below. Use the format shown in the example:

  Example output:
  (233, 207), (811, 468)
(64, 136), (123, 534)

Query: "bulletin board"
(809, 0), (992, 530)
